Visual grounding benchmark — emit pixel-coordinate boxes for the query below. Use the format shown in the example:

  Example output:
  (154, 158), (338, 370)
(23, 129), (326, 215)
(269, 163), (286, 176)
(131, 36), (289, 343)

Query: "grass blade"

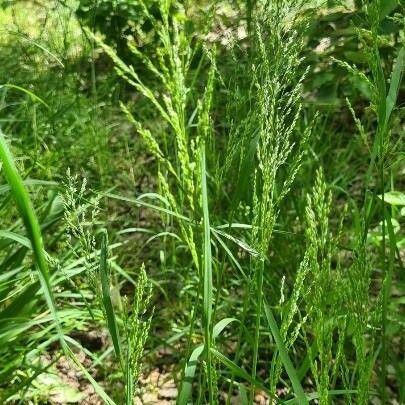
(200, 142), (214, 403)
(0, 230), (31, 249)
(177, 318), (236, 404)
(210, 348), (272, 397)
(64, 344), (117, 405)
(0, 84), (50, 108)
(283, 389), (358, 404)
(177, 345), (204, 405)
(0, 130), (62, 341)
(385, 47), (405, 126)
(0, 179), (57, 195)
(99, 230), (122, 365)
(104, 192), (192, 223)
(213, 318), (237, 339)
(263, 301), (308, 405)
(239, 383), (248, 405)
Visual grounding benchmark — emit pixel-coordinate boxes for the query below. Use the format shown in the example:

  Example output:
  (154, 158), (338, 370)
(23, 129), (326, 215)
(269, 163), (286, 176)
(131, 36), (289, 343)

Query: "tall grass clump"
(334, 3), (404, 402)
(248, 6), (311, 397)
(3, 0), (404, 403)
(87, 0), (222, 401)
(94, 0), (317, 401)
(217, 1), (315, 402)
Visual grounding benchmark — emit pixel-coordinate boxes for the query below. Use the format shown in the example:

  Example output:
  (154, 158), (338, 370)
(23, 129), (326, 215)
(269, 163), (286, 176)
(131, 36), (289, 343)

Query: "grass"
(0, 131), (59, 333)
(0, 0), (404, 403)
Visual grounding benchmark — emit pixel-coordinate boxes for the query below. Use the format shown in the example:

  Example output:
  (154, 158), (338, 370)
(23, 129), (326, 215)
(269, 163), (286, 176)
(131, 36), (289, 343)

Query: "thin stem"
(250, 260), (264, 404)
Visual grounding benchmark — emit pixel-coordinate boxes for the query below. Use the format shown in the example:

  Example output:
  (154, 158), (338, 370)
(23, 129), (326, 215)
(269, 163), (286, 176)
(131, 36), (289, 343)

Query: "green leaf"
(210, 348), (271, 396)
(105, 192), (192, 223)
(212, 231), (248, 280)
(177, 318), (237, 405)
(211, 228), (259, 257)
(0, 130), (62, 342)
(263, 302), (309, 405)
(0, 230), (31, 248)
(378, 191), (405, 206)
(213, 318), (237, 339)
(177, 345), (204, 405)
(379, 0), (398, 20)
(64, 344), (117, 405)
(0, 179), (57, 195)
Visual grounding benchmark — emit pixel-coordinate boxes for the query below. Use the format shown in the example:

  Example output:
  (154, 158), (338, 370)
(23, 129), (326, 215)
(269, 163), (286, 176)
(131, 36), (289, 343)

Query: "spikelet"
(124, 264), (153, 394)
(61, 169), (101, 300)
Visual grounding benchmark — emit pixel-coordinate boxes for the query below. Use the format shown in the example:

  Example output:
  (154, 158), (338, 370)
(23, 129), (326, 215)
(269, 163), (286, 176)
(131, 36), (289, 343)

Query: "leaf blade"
(263, 301), (308, 405)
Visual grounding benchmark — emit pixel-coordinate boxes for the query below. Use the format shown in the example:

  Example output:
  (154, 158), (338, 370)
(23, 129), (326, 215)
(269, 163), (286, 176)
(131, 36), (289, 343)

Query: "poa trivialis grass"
(0, 0), (404, 403)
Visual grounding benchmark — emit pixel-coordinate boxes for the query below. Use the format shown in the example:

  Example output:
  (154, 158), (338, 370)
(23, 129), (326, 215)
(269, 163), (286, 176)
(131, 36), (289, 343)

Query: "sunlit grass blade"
(0, 282), (40, 321)
(0, 130), (62, 341)
(0, 230), (31, 249)
(211, 228), (259, 257)
(212, 231), (248, 280)
(283, 390), (358, 404)
(7, 31), (65, 67)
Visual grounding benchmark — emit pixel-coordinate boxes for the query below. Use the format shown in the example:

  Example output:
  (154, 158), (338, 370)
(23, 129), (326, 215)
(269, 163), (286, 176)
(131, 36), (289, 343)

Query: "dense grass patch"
(0, 0), (404, 404)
